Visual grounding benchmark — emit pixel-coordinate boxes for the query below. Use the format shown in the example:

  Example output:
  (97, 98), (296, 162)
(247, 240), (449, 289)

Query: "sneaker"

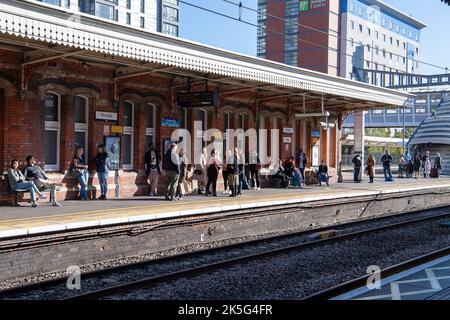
(257, 187), (261, 190)
(39, 195), (48, 200)
(178, 197), (183, 201)
(53, 202), (61, 207)
(31, 202), (38, 208)
(149, 192), (154, 196)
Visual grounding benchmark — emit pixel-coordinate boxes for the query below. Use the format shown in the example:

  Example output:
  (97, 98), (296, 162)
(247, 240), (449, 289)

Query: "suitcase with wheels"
(430, 167), (439, 178)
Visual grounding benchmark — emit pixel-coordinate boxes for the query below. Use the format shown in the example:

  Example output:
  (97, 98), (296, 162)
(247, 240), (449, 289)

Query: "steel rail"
(61, 212), (450, 300)
(303, 247), (450, 300)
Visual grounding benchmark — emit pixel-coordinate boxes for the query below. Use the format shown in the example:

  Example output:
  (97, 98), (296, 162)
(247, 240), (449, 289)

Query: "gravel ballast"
(1, 207), (449, 300)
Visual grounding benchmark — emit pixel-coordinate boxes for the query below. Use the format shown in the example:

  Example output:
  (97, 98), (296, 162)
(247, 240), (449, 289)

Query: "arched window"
(123, 101), (134, 170)
(145, 103), (156, 152)
(74, 95), (89, 157)
(44, 93), (61, 170)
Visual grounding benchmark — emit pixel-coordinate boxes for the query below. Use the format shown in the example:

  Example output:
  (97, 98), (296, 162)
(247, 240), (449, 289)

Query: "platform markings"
(354, 267), (450, 300)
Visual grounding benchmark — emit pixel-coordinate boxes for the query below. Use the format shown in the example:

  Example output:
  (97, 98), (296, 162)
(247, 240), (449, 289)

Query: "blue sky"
(179, 0), (449, 75)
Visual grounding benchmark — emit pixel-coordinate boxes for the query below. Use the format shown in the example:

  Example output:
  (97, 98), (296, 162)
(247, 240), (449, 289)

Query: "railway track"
(61, 211), (450, 300)
(303, 247), (450, 300)
(0, 208), (448, 300)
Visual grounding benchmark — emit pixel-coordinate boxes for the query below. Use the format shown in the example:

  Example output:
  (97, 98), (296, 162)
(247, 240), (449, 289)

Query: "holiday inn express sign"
(300, 0), (328, 12)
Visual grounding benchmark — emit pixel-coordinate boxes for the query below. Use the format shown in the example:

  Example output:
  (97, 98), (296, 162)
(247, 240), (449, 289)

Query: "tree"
(443, 0), (450, 5)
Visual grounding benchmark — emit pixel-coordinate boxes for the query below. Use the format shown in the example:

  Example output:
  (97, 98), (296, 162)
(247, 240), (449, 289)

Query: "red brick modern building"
(0, 0), (409, 203)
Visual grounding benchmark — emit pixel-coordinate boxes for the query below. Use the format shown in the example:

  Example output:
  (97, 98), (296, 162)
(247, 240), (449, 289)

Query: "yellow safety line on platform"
(1, 180), (449, 229)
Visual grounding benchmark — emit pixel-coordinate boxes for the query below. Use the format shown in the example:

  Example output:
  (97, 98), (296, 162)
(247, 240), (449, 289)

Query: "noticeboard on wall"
(105, 136), (121, 170)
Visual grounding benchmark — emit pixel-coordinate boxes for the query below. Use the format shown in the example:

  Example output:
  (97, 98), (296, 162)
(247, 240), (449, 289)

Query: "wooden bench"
(3, 174), (58, 206)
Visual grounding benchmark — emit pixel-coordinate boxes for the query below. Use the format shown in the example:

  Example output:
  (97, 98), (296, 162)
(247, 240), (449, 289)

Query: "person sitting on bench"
(317, 160), (330, 186)
(23, 155), (61, 207)
(272, 160), (289, 188)
(292, 167), (305, 188)
(8, 159), (47, 207)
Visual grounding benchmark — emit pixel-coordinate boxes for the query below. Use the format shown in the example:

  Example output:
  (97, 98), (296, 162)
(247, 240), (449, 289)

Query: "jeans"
(250, 170), (260, 188)
(77, 170), (89, 200)
(98, 171), (108, 196)
(15, 181), (38, 202)
(383, 165), (392, 180)
(354, 167), (361, 182)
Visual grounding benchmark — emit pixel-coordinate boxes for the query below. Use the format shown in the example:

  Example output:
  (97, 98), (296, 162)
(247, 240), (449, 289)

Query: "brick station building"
(0, 0), (410, 203)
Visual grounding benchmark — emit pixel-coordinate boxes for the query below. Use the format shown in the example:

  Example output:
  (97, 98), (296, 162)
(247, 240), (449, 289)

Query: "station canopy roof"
(0, 0), (413, 112)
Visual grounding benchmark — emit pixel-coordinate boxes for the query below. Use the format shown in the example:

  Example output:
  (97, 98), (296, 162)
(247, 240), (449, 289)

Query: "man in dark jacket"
(381, 150), (393, 181)
(94, 144), (110, 199)
(163, 143), (180, 201)
(226, 149), (240, 197)
(144, 143), (162, 196)
(352, 154), (362, 183)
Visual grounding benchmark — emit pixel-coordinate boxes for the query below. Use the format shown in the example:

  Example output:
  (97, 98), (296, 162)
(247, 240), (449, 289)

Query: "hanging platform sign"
(95, 111), (118, 121)
(283, 137), (292, 144)
(177, 91), (219, 108)
(283, 127), (294, 134)
(311, 130), (321, 138)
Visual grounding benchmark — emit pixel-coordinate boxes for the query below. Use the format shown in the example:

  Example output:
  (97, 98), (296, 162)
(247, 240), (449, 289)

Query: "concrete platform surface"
(334, 254), (450, 300)
(0, 176), (449, 239)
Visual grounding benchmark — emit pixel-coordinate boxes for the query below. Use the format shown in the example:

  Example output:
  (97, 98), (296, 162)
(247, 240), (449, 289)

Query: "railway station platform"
(334, 254), (450, 300)
(1, 176), (450, 239)
(1, 175), (450, 285)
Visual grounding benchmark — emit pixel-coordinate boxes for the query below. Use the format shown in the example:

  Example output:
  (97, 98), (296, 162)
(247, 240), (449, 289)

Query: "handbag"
(73, 168), (83, 179)
(194, 169), (203, 176)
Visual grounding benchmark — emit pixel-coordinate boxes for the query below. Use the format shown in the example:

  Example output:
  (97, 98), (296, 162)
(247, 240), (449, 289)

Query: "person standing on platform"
(222, 152), (230, 195)
(205, 149), (219, 197)
(352, 154), (362, 183)
(227, 149), (240, 197)
(175, 148), (187, 200)
(423, 151), (431, 178)
(405, 152), (413, 178)
(249, 150), (261, 190)
(300, 151), (308, 181)
(434, 153), (442, 178)
(24, 155), (61, 207)
(196, 147), (208, 195)
(381, 150), (393, 181)
(163, 143), (180, 201)
(398, 155), (406, 178)
(413, 151), (422, 179)
(71, 146), (89, 200)
(94, 144), (110, 200)
(366, 154), (376, 183)
(144, 143), (162, 196)
(237, 148), (246, 194)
